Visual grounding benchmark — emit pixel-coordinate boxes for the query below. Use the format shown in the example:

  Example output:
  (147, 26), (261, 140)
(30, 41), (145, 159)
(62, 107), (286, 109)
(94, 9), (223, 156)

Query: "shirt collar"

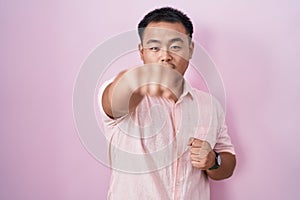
(178, 79), (195, 101)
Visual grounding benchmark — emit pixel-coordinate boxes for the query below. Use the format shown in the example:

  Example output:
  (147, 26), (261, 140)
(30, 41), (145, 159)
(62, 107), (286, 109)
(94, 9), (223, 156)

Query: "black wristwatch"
(208, 151), (221, 170)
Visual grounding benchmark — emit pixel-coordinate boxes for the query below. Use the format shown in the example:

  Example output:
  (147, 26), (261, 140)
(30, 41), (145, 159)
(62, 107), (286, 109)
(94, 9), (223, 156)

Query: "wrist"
(208, 151), (221, 170)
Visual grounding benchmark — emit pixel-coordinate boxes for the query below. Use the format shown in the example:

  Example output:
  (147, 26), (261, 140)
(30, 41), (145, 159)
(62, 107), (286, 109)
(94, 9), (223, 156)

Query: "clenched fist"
(188, 138), (216, 170)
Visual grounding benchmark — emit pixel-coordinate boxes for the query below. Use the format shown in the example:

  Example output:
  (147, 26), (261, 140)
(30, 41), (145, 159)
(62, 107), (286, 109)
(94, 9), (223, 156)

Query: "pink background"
(1, 0), (299, 199)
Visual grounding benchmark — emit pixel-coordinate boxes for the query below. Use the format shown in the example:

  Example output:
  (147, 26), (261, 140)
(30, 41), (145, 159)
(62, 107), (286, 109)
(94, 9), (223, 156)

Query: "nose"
(160, 50), (172, 63)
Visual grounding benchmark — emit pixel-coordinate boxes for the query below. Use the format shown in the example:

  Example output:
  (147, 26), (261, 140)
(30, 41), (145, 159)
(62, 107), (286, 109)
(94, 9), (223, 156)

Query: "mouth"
(162, 63), (176, 69)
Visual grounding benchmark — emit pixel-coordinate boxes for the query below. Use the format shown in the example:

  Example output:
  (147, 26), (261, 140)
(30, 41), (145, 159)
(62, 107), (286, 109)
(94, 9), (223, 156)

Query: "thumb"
(187, 137), (195, 146)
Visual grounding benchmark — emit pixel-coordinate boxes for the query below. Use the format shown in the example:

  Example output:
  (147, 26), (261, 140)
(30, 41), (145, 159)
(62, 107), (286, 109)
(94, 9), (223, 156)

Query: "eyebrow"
(145, 37), (185, 45)
(169, 38), (184, 43)
(146, 39), (161, 44)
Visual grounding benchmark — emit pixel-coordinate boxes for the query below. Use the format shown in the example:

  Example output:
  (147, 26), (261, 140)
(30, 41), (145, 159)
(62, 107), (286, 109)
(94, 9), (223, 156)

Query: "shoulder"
(191, 88), (214, 104)
(191, 88), (225, 113)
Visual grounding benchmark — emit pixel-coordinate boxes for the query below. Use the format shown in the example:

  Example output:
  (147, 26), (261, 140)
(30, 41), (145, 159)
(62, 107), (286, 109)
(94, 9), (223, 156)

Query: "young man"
(100, 7), (236, 200)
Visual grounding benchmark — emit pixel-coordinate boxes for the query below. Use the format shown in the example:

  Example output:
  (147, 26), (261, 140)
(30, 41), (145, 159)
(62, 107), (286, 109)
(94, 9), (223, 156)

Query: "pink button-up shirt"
(99, 80), (235, 200)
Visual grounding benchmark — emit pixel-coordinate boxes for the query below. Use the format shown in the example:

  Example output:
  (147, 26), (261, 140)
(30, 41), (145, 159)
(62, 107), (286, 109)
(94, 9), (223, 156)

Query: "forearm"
(102, 72), (143, 118)
(206, 152), (236, 180)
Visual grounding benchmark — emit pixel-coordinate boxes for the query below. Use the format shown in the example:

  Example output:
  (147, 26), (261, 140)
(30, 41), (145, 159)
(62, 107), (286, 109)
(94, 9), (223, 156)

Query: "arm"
(205, 151), (236, 180)
(102, 65), (184, 119)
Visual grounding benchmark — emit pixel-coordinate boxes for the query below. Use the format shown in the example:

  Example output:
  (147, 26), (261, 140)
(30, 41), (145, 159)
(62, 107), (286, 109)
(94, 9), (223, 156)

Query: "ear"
(138, 44), (144, 61)
(189, 41), (194, 59)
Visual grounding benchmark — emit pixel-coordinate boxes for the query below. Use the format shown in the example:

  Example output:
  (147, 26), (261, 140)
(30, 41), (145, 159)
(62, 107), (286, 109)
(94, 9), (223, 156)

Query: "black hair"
(138, 7), (193, 42)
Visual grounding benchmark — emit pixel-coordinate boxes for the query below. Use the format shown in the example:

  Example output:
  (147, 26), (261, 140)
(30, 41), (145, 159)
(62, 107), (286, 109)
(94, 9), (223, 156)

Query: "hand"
(187, 138), (216, 170)
(120, 64), (184, 102)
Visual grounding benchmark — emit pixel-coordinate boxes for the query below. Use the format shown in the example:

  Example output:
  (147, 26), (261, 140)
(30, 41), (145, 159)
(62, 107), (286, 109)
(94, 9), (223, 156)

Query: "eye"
(170, 45), (182, 51)
(149, 47), (160, 52)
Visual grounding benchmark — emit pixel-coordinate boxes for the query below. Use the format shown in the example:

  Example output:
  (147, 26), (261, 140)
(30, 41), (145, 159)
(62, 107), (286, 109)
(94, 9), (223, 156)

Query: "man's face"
(139, 21), (194, 75)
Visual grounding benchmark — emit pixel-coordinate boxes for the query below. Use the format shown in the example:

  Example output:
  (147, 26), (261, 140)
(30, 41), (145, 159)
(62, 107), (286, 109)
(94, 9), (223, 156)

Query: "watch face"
(217, 154), (222, 166)
(209, 152), (221, 170)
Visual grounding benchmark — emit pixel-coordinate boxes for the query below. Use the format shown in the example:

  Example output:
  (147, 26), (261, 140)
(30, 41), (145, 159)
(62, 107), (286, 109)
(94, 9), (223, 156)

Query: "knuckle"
(192, 162), (200, 168)
(193, 139), (203, 146)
